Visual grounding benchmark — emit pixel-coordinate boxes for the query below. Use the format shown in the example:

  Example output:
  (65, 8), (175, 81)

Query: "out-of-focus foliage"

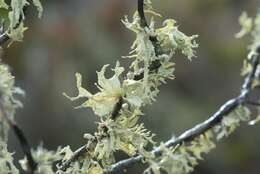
(0, 1), (42, 174)
(0, 53), (23, 174)
(0, 60), (24, 141)
(237, 9), (260, 128)
(236, 12), (253, 38)
(236, 9), (260, 52)
(20, 145), (61, 174)
(0, 0), (42, 42)
(0, 52), (22, 173)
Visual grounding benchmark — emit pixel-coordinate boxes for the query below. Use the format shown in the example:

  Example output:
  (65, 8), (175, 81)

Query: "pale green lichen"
(145, 105), (252, 174)
(64, 0), (199, 172)
(0, 0), (8, 9)
(249, 115), (260, 125)
(156, 19), (198, 60)
(144, 131), (215, 174)
(32, 0), (43, 18)
(62, 2), (260, 174)
(236, 9), (260, 53)
(0, 1), (258, 174)
(0, 60), (24, 142)
(214, 106), (251, 140)
(249, 107), (260, 125)
(23, 145), (102, 174)
(239, 10), (260, 87)
(251, 10), (260, 52)
(122, 10), (197, 104)
(20, 145), (81, 174)
(0, 0), (43, 42)
(64, 62), (124, 117)
(236, 12), (253, 38)
(0, 141), (19, 174)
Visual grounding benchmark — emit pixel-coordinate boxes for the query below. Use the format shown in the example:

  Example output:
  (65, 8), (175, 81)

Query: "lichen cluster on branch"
(0, 1), (260, 174)
(106, 9), (260, 174)
(60, 2), (260, 174)
(60, 0), (198, 173)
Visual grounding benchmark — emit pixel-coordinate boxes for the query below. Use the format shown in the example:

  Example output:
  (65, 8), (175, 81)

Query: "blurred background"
(2, 0), (260, 173)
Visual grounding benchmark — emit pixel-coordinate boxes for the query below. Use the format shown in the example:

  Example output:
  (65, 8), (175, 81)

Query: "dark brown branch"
(138, 0), (148, 28)
(0, 101), (37, 173)
(134, 0), (162, 81)
(111, 96), (123, 120)
(105, 48), (260, 173)
(137, 0), (162, 56)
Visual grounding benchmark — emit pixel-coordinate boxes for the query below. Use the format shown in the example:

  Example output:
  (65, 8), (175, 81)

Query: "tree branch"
(105, 48), (260, 173)
(138, 0), (148, 28)
(0, 101), (37, 173)
(57, 138), (98, 171)
(111, 0), (162, 119)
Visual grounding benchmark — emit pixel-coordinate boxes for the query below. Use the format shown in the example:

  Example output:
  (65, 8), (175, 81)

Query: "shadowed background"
(2, 0), (260, 173)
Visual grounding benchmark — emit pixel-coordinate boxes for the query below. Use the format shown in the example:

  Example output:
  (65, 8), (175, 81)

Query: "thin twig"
(112, 0), (162, 119)
(57, 138), (98, 171)
(246, 101), (260, 106)
(138, 0), (148, 28)
(0, 101), (37, 173)
(57, 145), (87, 171)
(105, 48), (260, 173)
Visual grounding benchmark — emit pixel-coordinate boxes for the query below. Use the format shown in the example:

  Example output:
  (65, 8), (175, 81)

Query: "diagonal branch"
(57, 138), (98, 171)
(105, 48), (260, 173)
(57, 145), (87, 171)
